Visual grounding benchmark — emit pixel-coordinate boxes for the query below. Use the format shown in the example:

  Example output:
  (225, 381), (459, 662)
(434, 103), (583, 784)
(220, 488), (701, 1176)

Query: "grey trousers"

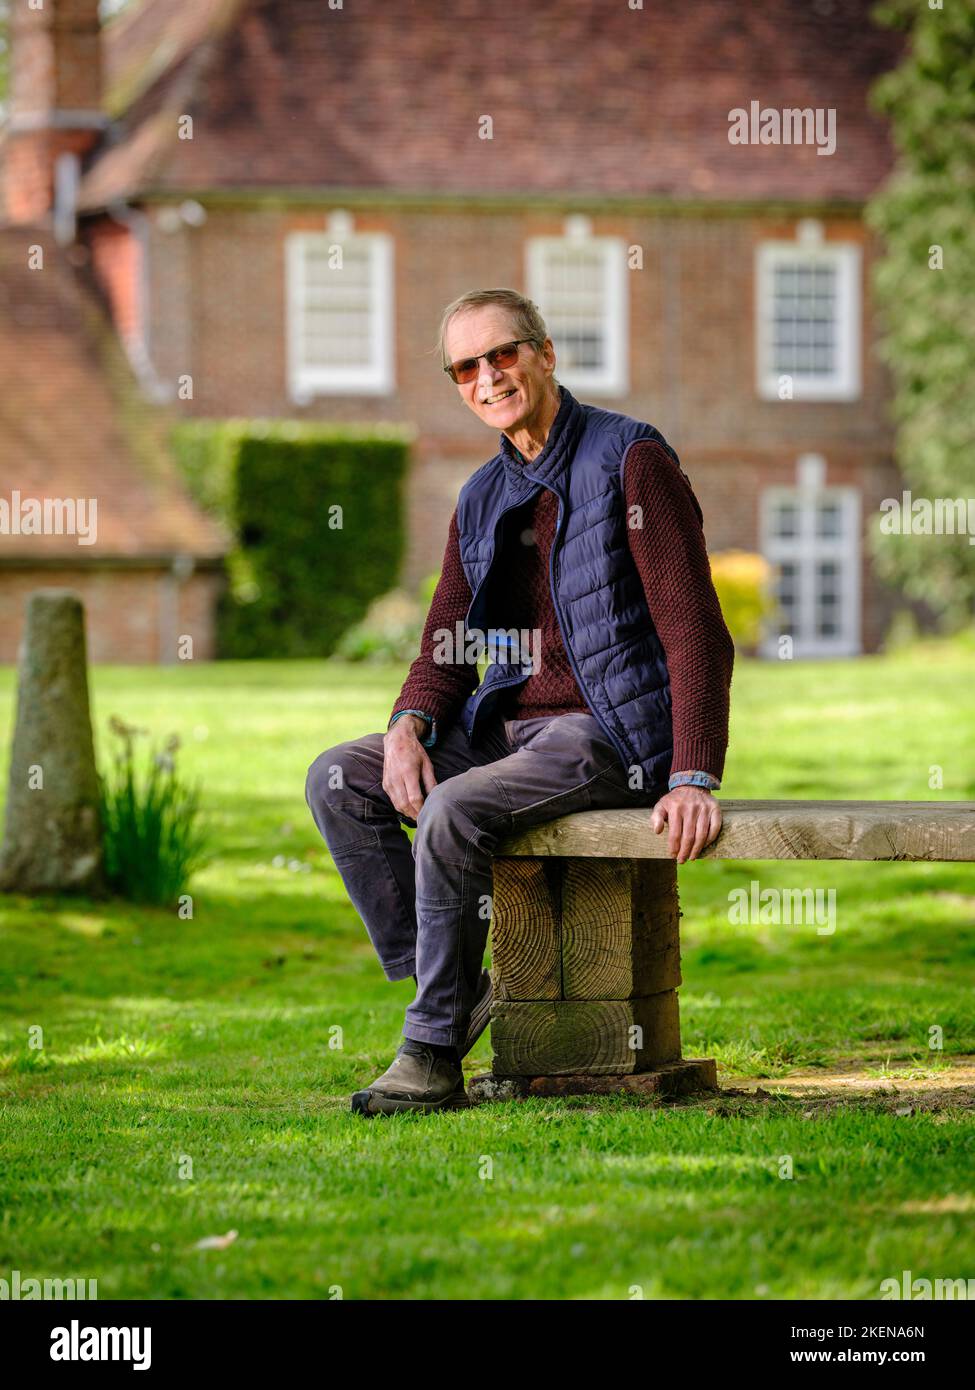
(304, 711), (667, 1046)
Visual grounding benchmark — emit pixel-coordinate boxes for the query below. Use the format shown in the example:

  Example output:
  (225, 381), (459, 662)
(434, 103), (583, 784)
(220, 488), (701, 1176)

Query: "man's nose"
(477, 359), (504, 392)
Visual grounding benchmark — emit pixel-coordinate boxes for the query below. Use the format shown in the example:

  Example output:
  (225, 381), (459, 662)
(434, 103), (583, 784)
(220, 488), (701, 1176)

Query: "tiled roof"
(78, 0), (904, 212)
(0, 227), (229, 562)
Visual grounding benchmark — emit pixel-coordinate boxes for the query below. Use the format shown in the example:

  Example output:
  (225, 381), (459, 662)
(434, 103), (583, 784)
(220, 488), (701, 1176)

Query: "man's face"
(444, 306), (557, 434)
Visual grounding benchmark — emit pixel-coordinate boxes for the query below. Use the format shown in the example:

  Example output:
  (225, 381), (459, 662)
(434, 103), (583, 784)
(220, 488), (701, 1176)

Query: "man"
(306, 288), (735, 1116)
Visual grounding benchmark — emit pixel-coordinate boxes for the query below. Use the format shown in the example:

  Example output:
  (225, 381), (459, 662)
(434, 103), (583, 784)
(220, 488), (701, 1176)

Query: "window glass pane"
(769, 257), (838, 378)
(762, 485), (857, 649)
(301, 239), (376, 370)
(538, 244), (608, 374)
(774, 560), (798, 635)
(816, 501), (842, 538)
(771, 502), (798, 538)
(815, 559), (841, 638)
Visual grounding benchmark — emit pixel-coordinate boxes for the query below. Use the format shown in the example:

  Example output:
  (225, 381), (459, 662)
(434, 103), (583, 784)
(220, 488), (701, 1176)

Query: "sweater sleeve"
(388, 509), (479, 735)
(622, 440), (735, 782)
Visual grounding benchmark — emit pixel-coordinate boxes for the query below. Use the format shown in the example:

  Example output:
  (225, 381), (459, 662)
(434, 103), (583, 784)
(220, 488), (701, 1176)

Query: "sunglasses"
(444, 338), (538, 385)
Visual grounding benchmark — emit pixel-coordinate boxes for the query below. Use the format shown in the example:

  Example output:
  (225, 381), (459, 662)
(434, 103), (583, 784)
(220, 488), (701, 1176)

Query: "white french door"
(760, 485), (861, 657)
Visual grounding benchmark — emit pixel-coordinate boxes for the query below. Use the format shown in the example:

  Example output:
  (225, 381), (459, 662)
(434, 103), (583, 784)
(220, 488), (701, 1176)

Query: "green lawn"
(0, 643), (973, 1300)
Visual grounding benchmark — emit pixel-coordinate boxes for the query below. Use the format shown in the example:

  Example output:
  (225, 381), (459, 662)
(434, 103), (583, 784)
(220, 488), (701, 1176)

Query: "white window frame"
(755, 241), (861, 402)
(526, 235), (628, 396)
(760, 484), (861, 658)
(285, 231), (394, 398)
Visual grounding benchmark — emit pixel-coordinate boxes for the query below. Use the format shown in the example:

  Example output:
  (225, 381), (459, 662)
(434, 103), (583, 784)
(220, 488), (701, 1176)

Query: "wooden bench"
(468, 800), (975, 1103)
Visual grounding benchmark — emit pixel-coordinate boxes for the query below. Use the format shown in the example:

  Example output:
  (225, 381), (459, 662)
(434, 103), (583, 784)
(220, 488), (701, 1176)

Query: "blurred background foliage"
(867, 0), (975, 628)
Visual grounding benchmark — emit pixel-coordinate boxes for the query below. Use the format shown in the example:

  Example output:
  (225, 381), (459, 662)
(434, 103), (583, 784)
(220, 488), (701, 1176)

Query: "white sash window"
(526, 234), (628, 396)
(756, 241), (861, 401)
(286, 231), (394, 398)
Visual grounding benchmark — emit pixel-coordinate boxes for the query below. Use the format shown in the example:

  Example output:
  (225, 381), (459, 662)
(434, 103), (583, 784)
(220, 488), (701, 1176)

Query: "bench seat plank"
(498, 800), (975, 862)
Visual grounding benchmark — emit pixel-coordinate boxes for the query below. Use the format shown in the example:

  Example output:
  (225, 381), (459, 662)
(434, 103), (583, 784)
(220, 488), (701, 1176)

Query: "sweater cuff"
(670, 738), (726, 786)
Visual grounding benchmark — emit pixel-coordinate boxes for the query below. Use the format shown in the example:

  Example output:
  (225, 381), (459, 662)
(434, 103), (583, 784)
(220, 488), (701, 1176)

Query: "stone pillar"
(0, 591), (105, 895)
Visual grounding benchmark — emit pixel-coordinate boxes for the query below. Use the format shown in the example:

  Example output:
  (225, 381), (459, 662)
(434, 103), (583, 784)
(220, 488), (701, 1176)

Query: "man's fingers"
(406, 755), (438, 814)
(402, 770), (425, 817)
(652, 794), (723, 862)
(382, 742), (438, 819)
(680, 802), (723, 862)
(669, 807), (685, 860)
(383, 772), (417, 820)
(671, 803), (709, 863)
(420, 755), (438, 798)
(685, 809), (712, 863)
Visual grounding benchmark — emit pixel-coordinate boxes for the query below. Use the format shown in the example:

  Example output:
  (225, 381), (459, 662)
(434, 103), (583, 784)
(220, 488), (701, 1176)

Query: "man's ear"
(541, 337), (557, 372)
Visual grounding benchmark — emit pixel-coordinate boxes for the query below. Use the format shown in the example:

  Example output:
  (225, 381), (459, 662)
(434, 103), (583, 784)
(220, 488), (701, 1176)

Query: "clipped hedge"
(170, 420), (412, 657)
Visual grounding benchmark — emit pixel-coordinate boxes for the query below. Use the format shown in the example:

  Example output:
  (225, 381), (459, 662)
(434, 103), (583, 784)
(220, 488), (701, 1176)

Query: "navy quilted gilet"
(455, 386), (693, 790)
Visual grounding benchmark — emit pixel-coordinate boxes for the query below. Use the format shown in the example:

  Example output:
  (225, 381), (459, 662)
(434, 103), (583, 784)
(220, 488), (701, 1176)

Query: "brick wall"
(110, 200), (900, 651)
(8, 0), (103, 116)
(0, 568), (224, 665)
(1, 128), (100, 226)
(1, 0), (103, 225)
(138, 204), (889, 432)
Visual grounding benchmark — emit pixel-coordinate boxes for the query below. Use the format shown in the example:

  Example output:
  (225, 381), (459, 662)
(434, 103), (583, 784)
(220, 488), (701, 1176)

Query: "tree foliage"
(866, 0), (975, 626)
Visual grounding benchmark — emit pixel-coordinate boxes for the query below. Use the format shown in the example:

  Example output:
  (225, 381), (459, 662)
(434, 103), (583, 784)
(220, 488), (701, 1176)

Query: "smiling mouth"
(482, 388), (517, 405)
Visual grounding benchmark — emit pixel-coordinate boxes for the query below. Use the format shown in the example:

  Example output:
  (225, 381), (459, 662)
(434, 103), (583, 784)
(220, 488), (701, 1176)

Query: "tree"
(866, 1), (975, 628)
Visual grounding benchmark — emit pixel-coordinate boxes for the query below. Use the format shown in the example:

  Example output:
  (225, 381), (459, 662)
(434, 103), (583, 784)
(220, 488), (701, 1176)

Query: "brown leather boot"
(351, 1041), (469, 1116)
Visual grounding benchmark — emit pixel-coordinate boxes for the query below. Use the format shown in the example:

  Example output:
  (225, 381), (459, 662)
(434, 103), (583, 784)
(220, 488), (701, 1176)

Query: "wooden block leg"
(561, 857), (682, 1001)
(472, 856), (717, 1101)
(489, 856), (561, 1000)
(491, 995), (681, 1074)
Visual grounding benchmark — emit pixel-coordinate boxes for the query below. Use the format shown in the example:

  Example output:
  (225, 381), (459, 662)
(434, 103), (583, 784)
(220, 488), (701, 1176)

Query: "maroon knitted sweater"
(390, 439), (734, 781)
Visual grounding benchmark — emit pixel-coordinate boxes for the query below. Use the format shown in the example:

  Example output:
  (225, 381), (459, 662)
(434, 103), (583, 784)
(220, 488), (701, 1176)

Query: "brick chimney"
(1, 0), (107, 226)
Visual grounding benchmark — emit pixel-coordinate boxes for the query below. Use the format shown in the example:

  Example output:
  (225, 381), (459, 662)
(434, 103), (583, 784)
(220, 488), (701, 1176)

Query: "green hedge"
(170, 420), (412, 658)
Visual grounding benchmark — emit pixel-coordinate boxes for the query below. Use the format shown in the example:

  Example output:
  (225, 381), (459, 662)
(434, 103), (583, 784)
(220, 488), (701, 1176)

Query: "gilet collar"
(497, 385), (585, 497)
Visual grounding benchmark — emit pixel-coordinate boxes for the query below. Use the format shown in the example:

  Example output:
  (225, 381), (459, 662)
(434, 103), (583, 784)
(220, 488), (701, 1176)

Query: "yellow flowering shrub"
(709, 550), (775, 648)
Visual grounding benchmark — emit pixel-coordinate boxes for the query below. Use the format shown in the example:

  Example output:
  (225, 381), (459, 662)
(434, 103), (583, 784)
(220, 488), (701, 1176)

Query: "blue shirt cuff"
(668, 770), (720, 792)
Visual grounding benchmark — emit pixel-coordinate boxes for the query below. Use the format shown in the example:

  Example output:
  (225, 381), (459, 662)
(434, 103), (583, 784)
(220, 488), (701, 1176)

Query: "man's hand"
(650, 785), (722, 864)
(383, 716), (438, 820)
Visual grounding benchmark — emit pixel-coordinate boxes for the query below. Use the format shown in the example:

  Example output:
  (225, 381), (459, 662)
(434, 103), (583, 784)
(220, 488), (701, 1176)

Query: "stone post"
(0, 591), (105, 895)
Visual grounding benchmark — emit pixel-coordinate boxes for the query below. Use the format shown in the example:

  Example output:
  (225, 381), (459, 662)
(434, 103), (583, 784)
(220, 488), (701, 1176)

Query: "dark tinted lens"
(450, 358), (479, 384)
(487, 342), (520, 369)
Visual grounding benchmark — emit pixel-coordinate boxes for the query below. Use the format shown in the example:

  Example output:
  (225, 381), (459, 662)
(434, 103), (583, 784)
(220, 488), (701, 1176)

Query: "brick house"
(1, 0), (908, 659)
(0, 0), (229, 664)
(0, 221), (228, 663)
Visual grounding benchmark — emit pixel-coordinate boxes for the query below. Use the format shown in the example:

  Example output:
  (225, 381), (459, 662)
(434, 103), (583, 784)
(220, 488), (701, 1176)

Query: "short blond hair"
(437, 288), (550, 371)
